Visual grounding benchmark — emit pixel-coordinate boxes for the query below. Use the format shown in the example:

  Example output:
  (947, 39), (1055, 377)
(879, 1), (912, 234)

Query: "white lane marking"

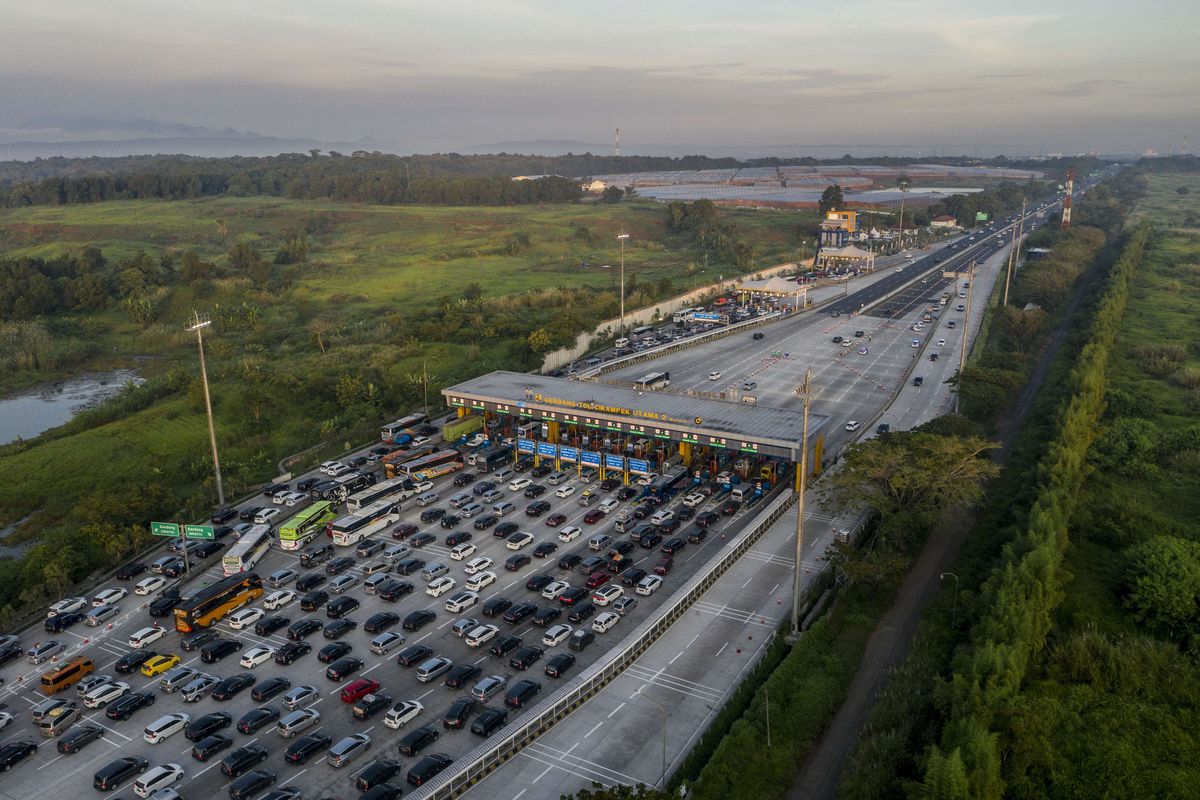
(770, 582), (780, 594)
(668, 651), (683, 665)
(279, 767), (307, 786)
(532, 764), (555, 783)
(583, 720), (604, 738)
(512, 790), (528, 800)
(606, 702), (626, 719)
(715, 642), (728, 657)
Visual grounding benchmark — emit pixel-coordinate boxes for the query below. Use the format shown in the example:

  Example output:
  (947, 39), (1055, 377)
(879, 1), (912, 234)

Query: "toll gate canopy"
(443, 371), (827, 462)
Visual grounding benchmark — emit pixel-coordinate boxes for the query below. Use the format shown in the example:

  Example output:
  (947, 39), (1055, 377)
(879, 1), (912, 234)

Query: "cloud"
(1046, 78), (1132, 97)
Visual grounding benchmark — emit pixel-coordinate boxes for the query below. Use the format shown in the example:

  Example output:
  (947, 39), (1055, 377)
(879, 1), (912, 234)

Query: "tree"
(527, 328), (553, 353)
(561, 784), (675, 800)
(602, 185), (625, 203)
(819, 184), (845, 215)
(1122, 535), (1200, 639)
(310, 318), (333, 353)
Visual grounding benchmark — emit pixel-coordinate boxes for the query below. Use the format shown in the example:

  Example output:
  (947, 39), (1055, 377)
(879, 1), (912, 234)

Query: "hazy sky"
(0, 0), (1195, 154)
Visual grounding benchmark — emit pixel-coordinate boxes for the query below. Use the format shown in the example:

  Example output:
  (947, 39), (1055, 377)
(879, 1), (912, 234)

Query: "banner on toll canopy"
(581, 450), (602, 467)
(517, 438), (536, 454)
(559, 446), (579, 464)
(628, 458), (651, 475)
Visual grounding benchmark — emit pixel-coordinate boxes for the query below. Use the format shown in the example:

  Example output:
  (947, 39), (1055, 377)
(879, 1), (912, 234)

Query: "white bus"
(330, 500), (402, 547)
(631, 325), (654, 338)
(381, 413), (429, 443)
(222, 526), (272, 576)
(633, 371), (671, 391)
(346, 476), (418, 513)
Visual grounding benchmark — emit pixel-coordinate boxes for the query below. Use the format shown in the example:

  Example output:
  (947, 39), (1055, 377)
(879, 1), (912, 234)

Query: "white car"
(143, 714), (189, 745)
(541, 580), (570, 600)
(227, 607), (264, 630)
(463, 556), (493, 575)
(449, 542), (477, 561)
(637, 473), (659, 486)
(319, 461), (345, 475)
(128, 626), (166, 649)
(841, 339), (853, 347)
(508, 477), (532, 491)
(708, 371), (722, 380)
(411, 435), (432, 448)
(466, 433), (489, 447)
(383, 700), (424, 730)
(845, 420), (861, 432)
(682, 492), (706, 508)
(635, 575), (663, 596)
(598, 498), (620, 514)
(465, 571), (497, 592)
(593, 584), (624, 606)
(254, 507), (281, 525)
(278, 491), (307, 506)
(47, 596), (87, 617)
(240, 645), (276, 669)
(541, 624), (573, 647)
(554, 485), (577, 499)
(132, 762), (185, 797)
(326, 463), (354, 477)
(506, 531), (535, 550)
(0, 711), (11, 731)
(937, 338), (946, 347)
(911, 339), (921, 348)
(465, 625), (499, 648)
(426, 576), (457, 597)
(92, 587), (128, 607)
(263, 589), (297, 610)
(84, 681), (130, 709)
(592, 611), (620, 633)
(134, 576), (167, 596)
(444, 590), (479, 613)
(557, 526), (582, 543)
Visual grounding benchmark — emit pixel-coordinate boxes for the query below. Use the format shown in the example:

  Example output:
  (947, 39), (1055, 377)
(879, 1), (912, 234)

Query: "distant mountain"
(462, 139), (610, 156)
(0, 116), (404, 160)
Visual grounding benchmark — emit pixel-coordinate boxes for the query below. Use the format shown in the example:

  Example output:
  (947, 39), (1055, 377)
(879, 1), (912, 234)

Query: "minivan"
(650, 510), (674, 526)
(299, 543), (334, 568)
(415, 657), (453, 683)
(546, 471), (568, 486)
(421, 563), (448, 582)
(459, 502), (484, 518)
(492, 501), (514, 517)
(491, 467), (514, 484)
(567, 629), (595, 652)
(587, 534), (612, 552)
(415, 492), (439, 507)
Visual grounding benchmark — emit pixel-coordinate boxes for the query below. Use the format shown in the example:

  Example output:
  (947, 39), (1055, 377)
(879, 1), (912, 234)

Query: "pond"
(0, 369), (144, 446)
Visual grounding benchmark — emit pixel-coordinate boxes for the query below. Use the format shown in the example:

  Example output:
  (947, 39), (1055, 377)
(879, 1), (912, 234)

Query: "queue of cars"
(0, 423), (749, 800)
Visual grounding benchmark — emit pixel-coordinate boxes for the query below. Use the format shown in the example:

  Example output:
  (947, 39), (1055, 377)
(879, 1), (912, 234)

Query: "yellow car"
(140, 653), (180, 677)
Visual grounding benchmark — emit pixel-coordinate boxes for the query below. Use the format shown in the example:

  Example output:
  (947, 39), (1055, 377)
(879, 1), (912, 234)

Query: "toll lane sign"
(150, 521), (180, 538)
(184, 524), (215, 540)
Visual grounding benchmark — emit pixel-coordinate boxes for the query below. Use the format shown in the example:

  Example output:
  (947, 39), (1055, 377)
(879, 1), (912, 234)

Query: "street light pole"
(940, 571), (960, 627)
(617, 233), (630, 338)
(790, 369), (812, 638)
(1003, 198), (1025, 306)
(187, 311), (225, 508)
(650, 696), (668, 788)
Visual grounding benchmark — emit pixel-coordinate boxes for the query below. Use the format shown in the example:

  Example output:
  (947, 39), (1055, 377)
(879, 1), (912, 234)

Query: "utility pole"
(790, 369), (812, 639)
(896, 175), (911, 254)
(617, 232), (630, 338)
(650, 696), (668, 788)
(957, 262), (975, 413)
(940, 572), (960, 626)
(1003, 198), (1025, 306)
(765, 687), (772, 749)
(187, 311), (225, 508)
(1007, 201), (1027, 305)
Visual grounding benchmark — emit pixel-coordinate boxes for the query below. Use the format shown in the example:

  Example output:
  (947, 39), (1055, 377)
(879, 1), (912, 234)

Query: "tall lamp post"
(789, 369), (812, 640)
(187, 311), (225, 508)
(617, 232), (630, 338)
(649, 696), (668, 788)
(940, 571), (960, 627)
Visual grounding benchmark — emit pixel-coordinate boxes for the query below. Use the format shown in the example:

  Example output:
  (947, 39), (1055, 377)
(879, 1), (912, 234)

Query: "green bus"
(279, 501), (337, 551)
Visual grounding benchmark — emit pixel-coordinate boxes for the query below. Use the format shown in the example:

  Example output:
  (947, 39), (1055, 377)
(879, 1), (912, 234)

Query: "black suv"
(105, 690), (155, 720)
(284, 731), (332, 764)
(505, 679), (542, 709)
(482, 596), (513, 617)
(396, 644), (434, 668)
(229, 769), (276, 800)
(57, 723), (104, 754)
(471, 708), (509, 737)
(185, 711), (231, 741)
(287, 620), (322, 641)
(509, 646), (544, 671)
(502, 603), (537, 625)
(356, 758), (402, 792)
(490, 634), (523, 658)
(403, 610), (436, 631)
(221, 743), (269, 778)
(327, 596), (360, 618)
(397, 725), (440, 757)
(93, 755), (149, 790)
(191, 733), (233, 762)
(237, 706), (280, 734)
(200, 638), (243, 663)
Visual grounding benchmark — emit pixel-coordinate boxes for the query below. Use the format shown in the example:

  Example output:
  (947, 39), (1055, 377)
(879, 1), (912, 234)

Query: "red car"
(392, 523), (418, 540)
(583, 509), (606, 525)
(545, 513), (567, 528)
(654, 557), (674, 575)
(339, 677), (381, 704)
(585, 571), (612, 590)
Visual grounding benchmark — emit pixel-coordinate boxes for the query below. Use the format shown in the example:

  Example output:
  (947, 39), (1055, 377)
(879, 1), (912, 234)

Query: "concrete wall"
(539, 259), (810, 372)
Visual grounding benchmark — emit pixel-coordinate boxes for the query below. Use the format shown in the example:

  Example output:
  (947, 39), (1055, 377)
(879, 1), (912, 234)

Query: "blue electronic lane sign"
(536, 442), (557, 458)
(581, 450), (602, 467)
(559, 446), (579, 463)
(605, 454), (625, 470)
(517, 438), (535, 454)
(628, 458), (650, 474)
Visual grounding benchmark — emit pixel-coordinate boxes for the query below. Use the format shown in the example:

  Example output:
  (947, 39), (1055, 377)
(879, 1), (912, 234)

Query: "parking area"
(0, 439), (767, 800)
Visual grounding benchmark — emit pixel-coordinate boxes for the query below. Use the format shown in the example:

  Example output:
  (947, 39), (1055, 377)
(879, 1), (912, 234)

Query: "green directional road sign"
(184, 524), (215, 541)
(150, 521), (180, 538)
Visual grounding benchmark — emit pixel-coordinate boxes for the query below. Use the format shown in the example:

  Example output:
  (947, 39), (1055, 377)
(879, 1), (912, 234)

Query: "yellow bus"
(173, 573), (264, 633)
(40, 656), (94, 696)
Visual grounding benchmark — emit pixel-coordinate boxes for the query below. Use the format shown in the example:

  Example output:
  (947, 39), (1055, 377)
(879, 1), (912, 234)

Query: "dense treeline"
(0, 151), (1099, 208)
(922, 179), (1055, 228)
(924, 225), (1150, 797)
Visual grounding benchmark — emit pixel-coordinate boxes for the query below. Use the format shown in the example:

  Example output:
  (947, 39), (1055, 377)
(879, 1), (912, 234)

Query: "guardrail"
(411, 486), (798, 799)
(577, 311), (785, 380)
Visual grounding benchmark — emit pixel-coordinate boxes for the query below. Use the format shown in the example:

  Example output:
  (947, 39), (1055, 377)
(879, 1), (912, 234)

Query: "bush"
(1122, 536), (1200, 640)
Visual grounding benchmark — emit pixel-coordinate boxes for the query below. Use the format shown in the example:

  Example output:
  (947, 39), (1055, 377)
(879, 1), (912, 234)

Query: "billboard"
(581, 450), (602, 467)
(536, 442), (557, 458)
(975, 212), (988, 221)
(559, 446), (579, 464)
(604, 454), (625, 470)
(517, 438), (536, 454)
(628, 458), (651, 475)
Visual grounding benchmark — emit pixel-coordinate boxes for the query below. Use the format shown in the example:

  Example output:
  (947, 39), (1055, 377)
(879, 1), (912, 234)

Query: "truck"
(443, 414), (484, 443)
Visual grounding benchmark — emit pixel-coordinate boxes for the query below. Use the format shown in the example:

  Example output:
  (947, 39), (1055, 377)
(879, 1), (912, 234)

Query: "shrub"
(1122, 536), (1200, 640)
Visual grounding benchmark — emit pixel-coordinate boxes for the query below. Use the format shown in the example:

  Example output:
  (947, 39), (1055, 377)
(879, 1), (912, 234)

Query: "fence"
(410, 486), (798, 799)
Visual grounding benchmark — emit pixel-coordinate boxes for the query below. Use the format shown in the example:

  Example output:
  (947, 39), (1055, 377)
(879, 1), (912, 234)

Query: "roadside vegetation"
(840, 160), (1200, 800)
(0, 196), (811, 622)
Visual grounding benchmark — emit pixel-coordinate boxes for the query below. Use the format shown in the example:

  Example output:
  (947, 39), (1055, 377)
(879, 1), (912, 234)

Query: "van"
(546, 471), (569, 486)
(382, 544), (412, 563)
(449, 543), (475, 561)
(300, 543), (334, 568)
(415, 657), (453, 683)
(142, 712), (189, 743)
(614, 337), (629, 349)
(577, 490), (596, 507)
(613, 511), (633, 533)
(459, 502), (484, 518)
(421, 563), (449, 582)
(649, 510), (674, 527)
(40, 657), (94, 696)
(491, 467), (514, 484)
(492, 501), (514, 517)
(577, 556), (607, 576)
(480, 489), (504, 505)
(587, 534), (612, 552)
(415, 492), (439, 507)
(37, 703), (81, 737)
(26, 640), (66, 664)
(567, 629), (595, 652)
(730, 487), (747, 503)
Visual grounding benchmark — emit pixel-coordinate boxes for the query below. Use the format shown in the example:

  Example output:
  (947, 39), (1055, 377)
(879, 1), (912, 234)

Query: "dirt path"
(786, 254), (1108, 800)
